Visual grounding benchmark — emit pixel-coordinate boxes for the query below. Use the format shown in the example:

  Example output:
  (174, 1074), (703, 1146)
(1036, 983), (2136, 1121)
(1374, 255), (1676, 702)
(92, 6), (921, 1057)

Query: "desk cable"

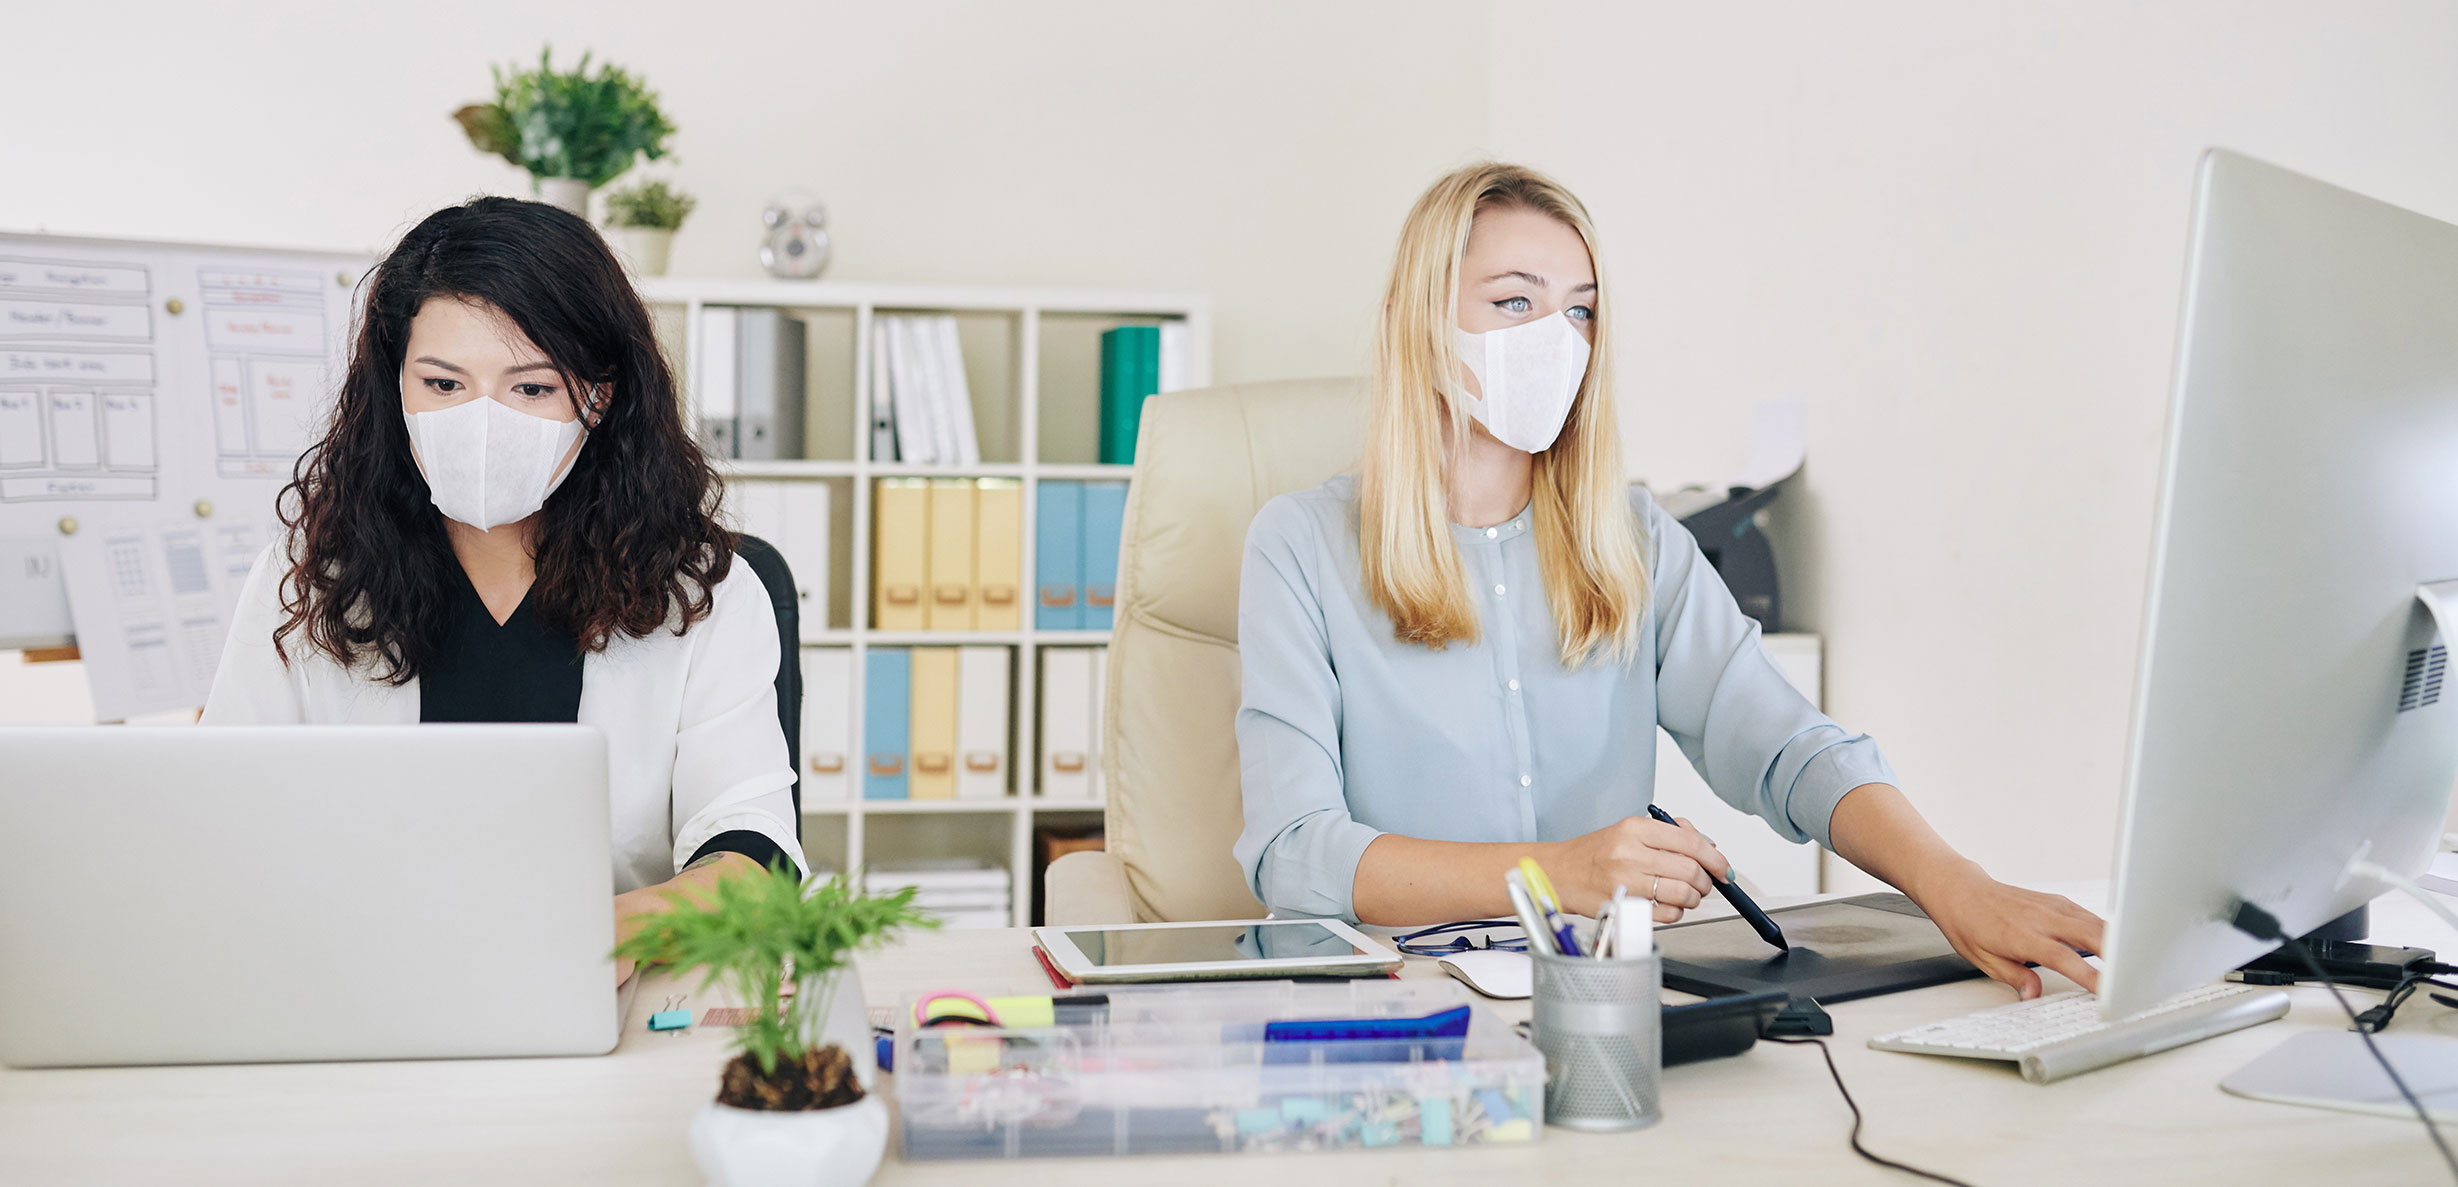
(1765, 1035), (1978, 1187)
(2231, 898), (2458, 1184)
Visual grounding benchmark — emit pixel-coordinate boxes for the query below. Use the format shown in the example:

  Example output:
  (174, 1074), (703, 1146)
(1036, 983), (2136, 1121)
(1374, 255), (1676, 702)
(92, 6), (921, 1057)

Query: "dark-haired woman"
(204, 197), (802, 981)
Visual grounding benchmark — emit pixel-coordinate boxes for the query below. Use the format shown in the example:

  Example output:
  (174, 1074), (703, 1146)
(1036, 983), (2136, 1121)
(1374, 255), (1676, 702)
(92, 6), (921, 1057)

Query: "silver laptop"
(0, 725), (622, 1067)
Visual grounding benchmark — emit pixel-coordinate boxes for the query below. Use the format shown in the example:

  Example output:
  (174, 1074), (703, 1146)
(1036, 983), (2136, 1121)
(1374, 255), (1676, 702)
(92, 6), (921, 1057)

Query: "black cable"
(1767, 1035), (1978, 1187)
(2232, 900), (2458, 1183)
(2280, 941), (2458, 1182)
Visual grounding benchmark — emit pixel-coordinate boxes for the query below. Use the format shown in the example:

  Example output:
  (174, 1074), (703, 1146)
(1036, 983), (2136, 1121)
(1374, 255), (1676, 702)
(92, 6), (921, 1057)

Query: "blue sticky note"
(1280, 1097), (1329, 1125)
(1421, 1097), (1454, 1146)
(1477, 1088), (1515, 1123)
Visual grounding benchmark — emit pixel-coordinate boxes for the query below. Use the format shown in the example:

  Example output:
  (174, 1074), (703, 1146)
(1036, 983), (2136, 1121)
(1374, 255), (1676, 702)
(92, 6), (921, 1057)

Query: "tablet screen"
(1060, 921), (1366, 967)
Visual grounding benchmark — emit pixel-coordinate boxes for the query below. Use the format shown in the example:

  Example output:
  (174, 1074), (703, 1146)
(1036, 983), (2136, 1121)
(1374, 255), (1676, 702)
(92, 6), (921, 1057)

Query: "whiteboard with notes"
(0, 233), (369, 649)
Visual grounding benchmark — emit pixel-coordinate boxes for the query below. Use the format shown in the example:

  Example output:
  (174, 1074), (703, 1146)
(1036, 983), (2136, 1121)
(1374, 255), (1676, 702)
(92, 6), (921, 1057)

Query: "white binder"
(1087, 645), (1107, 802)
(955, 646), (1011, 800)
(731, 479), (831, 641)
(1038, 648), (1093, 799)
(799, 649), (853, 802)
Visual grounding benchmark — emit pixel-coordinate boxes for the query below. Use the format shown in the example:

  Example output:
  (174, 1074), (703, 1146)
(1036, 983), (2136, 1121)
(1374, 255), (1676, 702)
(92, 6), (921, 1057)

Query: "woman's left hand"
(1908, 860), (2106, 999)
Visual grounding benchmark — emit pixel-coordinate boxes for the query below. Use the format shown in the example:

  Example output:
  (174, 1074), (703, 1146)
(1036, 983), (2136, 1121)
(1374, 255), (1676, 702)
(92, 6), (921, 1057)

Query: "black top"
(419, 564), (797, 879)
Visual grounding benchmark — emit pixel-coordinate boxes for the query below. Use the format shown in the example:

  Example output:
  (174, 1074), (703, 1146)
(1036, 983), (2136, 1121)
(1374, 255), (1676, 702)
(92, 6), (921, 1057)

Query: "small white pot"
(690, 1093), (888, 1187)
(535, 176), (592, 217)
(608, 225), (675, 276)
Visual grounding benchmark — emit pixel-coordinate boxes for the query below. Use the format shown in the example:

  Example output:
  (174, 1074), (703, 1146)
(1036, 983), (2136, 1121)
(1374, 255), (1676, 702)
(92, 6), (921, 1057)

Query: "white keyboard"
(1869, 982), (2291, 1084)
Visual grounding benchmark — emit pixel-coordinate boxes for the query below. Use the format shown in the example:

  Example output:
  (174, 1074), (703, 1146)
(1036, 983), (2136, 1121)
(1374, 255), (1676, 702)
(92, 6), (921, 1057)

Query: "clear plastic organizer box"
(894, 979), (1544, 1159)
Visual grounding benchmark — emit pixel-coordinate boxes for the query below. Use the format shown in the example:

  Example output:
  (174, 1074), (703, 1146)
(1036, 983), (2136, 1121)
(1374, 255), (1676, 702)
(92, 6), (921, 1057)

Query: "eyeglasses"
(1394, 919), (1530, 958)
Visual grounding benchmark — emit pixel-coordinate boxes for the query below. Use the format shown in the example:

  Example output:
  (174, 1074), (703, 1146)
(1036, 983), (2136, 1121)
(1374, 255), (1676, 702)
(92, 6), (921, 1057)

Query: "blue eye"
(1493, 296), (1532, 314)
(1566, 305), (1594, 321)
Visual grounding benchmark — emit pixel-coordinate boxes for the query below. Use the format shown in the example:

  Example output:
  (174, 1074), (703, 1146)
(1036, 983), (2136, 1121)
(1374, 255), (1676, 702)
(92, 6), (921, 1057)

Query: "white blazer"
(202, 545), (809, 894)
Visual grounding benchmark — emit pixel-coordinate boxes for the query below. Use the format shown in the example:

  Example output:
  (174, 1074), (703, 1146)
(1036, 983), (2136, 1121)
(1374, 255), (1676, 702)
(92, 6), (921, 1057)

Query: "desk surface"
(5, 888), (2451, 1186)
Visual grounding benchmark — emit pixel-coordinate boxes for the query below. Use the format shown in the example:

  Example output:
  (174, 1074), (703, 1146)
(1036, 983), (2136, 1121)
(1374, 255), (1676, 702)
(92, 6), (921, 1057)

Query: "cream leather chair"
(1045, 377), (1368, 924)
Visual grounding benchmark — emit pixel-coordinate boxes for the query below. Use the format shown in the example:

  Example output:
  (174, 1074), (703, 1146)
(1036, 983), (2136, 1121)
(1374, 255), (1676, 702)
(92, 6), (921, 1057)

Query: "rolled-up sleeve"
(667, 566), (810, 879)
(1232, 501), (1383, 921)
(1645, 496), (1895, 848)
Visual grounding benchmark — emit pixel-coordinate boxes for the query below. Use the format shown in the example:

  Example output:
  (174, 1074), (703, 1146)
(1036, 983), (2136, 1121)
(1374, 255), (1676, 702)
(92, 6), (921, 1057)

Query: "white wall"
(13, 2), (2457, 887)
(1492, 0), (2458, 885)
(4, 0), (1491, 387)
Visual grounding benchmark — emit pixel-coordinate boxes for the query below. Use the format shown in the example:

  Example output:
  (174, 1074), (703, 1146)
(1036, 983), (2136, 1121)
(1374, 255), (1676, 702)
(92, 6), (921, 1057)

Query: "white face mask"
(401, 396), (588, 530)
(1451, 310), (1592, 454)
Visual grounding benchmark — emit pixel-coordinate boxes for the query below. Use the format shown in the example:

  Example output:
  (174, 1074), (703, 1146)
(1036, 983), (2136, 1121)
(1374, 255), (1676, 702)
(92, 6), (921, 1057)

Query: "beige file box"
(799, 649), (853, 802)
(955, 646), (1012, 800)
(908, 647), (959, 799)
(872, 478), (931, 631)
(926, 479), (977, 630)
(1039, 648), (1094, 800)
(973, 479), (1023, 632)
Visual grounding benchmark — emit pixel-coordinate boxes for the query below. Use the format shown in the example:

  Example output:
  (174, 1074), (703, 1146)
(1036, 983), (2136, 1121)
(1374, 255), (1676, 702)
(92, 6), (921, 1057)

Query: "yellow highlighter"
(1516, 857), (1582, 956)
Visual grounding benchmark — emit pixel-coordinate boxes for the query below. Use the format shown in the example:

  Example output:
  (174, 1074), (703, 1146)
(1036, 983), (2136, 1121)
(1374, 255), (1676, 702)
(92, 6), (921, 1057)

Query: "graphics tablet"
(1032, 918), (1404, 984)
(1655, 893), (1981, 1003)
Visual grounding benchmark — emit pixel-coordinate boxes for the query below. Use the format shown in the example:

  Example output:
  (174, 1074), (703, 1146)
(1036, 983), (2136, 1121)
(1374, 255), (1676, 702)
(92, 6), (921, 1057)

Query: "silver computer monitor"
(2099, 149), (2458, 1020)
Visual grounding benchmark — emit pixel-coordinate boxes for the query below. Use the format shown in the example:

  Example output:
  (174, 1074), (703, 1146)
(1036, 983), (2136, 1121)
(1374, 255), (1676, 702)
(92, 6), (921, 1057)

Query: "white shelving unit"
(636, 278), (1209, 926)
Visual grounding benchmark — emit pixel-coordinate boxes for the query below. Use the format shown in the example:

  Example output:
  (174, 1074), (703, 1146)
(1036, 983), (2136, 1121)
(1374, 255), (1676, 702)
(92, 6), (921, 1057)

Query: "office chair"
(733, 533), (802, 839)
(1044, 378), (1367, 924)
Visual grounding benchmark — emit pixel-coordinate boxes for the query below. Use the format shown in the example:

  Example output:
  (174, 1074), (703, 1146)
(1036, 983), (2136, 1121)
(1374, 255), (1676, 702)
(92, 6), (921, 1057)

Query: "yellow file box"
(926, 479), (977, 631)
(908, 647), (960, 799)
(974, 479), (1023, 632)
(873, 478), (931, 631)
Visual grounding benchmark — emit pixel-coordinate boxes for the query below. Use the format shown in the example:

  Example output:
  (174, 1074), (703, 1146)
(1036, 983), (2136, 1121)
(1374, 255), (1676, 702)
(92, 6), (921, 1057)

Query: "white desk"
(5, 888), (2452, 1185)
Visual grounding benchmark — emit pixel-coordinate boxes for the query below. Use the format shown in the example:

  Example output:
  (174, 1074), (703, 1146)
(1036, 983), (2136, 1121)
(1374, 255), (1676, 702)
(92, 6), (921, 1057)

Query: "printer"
(1654, 480), (1786, 632)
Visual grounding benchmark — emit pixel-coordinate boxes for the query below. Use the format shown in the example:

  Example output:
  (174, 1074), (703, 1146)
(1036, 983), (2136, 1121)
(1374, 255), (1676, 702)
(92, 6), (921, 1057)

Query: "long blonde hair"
(1359, 162), (1648, 668)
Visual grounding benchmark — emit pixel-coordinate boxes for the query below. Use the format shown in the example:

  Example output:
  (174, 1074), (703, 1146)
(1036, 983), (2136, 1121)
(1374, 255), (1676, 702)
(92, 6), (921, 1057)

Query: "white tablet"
(1032, 918), (1404, 984)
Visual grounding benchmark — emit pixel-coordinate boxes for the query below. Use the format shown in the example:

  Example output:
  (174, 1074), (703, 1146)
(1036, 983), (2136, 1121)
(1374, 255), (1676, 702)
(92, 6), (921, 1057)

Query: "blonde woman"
(1233, 163), (2103, 999)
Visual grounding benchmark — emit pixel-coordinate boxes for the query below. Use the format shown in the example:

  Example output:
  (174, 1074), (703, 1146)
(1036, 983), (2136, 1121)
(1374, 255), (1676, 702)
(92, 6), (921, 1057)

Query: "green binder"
(1098, 325), (1162, 464)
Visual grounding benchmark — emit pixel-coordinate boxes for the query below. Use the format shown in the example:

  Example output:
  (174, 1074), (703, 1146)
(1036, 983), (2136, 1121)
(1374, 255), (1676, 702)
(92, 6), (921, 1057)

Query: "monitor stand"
(2221, 1030), (2458, 1122)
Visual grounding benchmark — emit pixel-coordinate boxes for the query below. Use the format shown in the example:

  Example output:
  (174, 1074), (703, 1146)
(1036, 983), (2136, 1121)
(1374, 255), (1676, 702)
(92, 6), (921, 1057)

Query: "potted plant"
(454, 46), (676, 217)
(616, 865), (933, 1187)
(602, 178), (696, 277)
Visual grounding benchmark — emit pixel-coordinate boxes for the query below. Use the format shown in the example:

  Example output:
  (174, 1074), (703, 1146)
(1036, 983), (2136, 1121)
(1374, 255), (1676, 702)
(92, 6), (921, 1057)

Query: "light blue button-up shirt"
(1232, 474), (1896, 922)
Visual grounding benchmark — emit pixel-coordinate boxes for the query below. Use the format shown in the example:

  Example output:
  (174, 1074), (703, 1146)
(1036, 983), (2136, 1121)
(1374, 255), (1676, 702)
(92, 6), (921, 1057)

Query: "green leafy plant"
(603, 178), (698, 230)
(616, 865), (933, 1109)
(454, 46), (676, 187)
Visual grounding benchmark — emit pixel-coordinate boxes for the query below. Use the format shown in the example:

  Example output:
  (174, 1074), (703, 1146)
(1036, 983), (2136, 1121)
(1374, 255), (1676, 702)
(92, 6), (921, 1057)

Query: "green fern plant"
(615, 866), (933, 1081)
(454, 46), (676, 188)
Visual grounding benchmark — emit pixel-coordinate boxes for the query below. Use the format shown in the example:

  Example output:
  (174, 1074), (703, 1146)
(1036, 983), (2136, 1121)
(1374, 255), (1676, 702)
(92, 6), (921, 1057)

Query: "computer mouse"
(1438, 949), (1532, 999)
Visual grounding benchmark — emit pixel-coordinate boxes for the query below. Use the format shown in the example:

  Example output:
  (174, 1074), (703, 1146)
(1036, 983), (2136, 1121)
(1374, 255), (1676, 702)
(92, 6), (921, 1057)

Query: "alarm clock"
(760, 192), (832, 279)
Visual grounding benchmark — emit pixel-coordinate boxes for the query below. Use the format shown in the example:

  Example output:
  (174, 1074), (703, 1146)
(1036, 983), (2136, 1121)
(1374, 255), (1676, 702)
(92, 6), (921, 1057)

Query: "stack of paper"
(872, 314), (980, 465)
(866, 858), (1012, 930)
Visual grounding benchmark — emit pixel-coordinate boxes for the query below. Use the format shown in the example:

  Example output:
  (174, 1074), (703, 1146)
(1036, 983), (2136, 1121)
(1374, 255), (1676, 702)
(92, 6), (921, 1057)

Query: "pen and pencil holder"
(1528, 945), (1662, 1132)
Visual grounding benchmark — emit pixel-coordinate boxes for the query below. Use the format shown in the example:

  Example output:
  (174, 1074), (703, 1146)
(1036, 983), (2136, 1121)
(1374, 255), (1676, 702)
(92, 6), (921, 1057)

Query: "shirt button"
(1493, 584), (1506, 596)
(1519, 774), (1533, 787)
(1485, 527), (1498, 539)
(1507, 679), (1521, 692)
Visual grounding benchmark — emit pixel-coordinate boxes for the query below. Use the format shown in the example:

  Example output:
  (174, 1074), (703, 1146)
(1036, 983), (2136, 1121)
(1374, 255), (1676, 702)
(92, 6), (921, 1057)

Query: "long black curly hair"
(274, 195), (732, 683)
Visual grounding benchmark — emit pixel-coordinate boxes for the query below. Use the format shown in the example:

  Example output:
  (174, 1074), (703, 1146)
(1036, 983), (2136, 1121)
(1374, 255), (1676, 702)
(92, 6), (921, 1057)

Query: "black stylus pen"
(1647, 803), (1789, 953)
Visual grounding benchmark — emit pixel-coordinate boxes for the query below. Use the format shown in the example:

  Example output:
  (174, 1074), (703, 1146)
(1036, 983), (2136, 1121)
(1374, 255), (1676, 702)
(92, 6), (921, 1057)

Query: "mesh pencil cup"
(1528, 945), (1662, 1131)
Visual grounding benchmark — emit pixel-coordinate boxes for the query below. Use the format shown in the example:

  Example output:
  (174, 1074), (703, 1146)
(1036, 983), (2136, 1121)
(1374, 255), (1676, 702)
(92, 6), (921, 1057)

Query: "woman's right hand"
(1548, 814), (1733, 923)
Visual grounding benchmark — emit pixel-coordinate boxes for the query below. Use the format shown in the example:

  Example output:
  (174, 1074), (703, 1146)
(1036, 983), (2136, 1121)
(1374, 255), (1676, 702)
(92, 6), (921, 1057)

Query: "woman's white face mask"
(402, 395), (588, 530)
(1452, 309), (1591, 454)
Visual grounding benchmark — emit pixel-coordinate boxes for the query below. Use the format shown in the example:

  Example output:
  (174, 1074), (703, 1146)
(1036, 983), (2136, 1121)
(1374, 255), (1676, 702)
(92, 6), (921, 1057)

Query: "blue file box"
(1036, 480), (1083, 630)
(1080, 481), (1129, 632)
(864, 647), (910, 800)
